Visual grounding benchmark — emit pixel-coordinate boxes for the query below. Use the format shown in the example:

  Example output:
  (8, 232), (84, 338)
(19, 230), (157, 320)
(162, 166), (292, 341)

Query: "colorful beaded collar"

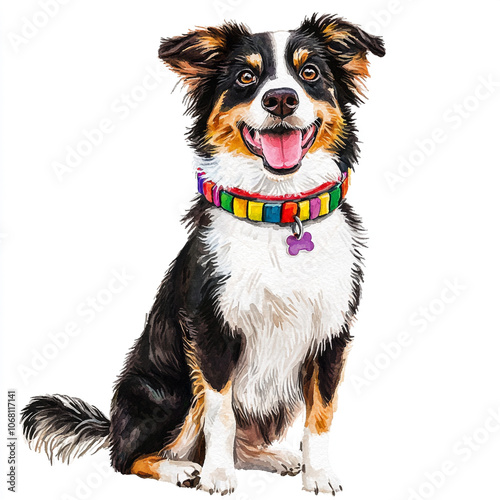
(197, 169), (350, 224)
(196, 168), (351, 256)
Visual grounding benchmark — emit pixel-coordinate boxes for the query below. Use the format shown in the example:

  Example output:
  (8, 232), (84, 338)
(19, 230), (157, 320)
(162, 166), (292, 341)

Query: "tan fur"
(206, 91), (255, 156)
(293, 48), (310, 69)
(303, 346), (350, 434)
(344, 52), (370, 79)
(170, 60), (204, 85)
(321, 22), (372, 97)
(303, 363), (333, 434)
(160, 337), (206, 461)
(200, 32), (226, 51)
(130, 454), (164, 479)
(245, 53), (262, 72)
(160, 334), (233, 461)
(322, 23), (353, 56)
(343, 52), (370, 98)
(308, 96), (347, 155)
(161, 28), (228, 88)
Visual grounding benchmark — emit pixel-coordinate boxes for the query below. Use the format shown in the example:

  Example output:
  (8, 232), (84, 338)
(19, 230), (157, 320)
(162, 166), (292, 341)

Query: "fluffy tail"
(21, 394), (111, 464)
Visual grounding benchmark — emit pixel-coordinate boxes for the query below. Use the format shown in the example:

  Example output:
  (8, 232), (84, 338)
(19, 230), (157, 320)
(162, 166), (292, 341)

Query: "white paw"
(274, 449), (301, 476)
(198, 467), (237, 495)
(268, 449), (302, 476)
(302, 466), (342, 495)
(157, 460), (201, 488)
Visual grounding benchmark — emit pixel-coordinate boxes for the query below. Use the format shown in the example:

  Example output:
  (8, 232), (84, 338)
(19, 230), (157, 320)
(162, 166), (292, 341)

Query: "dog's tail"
(21, 394), (111, 464)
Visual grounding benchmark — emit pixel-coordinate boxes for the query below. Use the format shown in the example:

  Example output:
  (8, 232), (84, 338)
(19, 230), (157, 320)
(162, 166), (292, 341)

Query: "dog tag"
(286, 232), (314, 256)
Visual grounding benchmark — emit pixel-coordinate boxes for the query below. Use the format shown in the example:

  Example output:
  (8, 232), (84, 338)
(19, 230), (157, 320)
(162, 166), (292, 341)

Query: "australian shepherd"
(22, 14), (385, 495)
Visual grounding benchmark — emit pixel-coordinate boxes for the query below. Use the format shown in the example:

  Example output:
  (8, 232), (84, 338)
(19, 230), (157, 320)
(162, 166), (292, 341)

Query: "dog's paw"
(236, 445), (301, 475)
(275, 450), (302, 476)
(302, 466), (342, 495)
(157, 460), (201, 488)
(197, 467), (237, 495)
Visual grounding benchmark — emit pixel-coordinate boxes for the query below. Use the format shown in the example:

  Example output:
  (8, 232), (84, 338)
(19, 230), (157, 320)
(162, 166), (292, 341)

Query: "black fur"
(316, 327), (353, 405)
(341, 200), (366, 320)
(218, 32), (276, 112)
(109, 198), (242, 473)
(21, 395), (110, 464)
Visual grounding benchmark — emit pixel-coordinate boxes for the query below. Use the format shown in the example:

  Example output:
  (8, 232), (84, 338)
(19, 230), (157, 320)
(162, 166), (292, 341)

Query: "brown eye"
(237, 70), (257, 86)
(300, 64), (320, 82)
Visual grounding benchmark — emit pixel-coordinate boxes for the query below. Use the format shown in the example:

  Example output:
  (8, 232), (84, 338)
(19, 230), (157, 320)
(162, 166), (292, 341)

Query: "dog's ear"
(159, 22), (250, 89)
(301, 14), (385, 104)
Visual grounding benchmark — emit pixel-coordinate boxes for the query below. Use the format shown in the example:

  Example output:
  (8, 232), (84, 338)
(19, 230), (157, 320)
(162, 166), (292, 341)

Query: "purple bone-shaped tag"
(286, 231), (314, 256)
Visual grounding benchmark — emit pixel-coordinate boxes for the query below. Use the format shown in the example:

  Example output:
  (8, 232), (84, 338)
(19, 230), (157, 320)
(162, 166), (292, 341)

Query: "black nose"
(262, 88), (299, 118)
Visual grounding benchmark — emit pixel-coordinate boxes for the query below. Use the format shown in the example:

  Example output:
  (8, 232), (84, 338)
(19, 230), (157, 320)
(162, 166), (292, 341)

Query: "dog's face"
(159, 15), (384, 195)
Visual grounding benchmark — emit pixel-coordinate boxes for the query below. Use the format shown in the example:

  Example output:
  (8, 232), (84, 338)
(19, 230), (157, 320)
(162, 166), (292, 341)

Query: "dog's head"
(159, 14), (385, 196)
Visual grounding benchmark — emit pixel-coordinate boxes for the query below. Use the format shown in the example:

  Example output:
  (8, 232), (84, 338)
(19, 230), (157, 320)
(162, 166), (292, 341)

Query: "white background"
(1, 1), (500, 499)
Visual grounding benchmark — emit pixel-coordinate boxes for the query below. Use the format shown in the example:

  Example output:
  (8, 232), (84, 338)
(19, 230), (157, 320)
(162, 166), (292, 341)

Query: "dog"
(21, 14), (384, 495)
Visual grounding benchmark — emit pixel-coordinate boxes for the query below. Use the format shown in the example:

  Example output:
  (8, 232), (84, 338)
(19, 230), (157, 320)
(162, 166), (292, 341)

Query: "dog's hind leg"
(235, 426), (301, 476)
(235, 440), (301, 476)
(109, 372), (201, 483)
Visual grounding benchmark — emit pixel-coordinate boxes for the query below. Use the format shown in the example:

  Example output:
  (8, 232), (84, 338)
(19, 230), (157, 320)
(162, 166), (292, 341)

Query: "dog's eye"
(237, 70), (257, 86)
(300, 64), (320, 82)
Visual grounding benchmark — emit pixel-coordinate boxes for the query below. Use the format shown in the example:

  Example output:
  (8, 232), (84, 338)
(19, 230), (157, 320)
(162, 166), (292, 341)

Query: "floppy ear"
(302, 14), (385, 104)
(323, 19), (385, 60)
(159, 22), (250, 89)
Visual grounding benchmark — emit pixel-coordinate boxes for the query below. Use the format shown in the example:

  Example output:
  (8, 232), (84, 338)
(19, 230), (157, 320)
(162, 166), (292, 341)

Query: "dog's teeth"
(253, 131), (261, 143)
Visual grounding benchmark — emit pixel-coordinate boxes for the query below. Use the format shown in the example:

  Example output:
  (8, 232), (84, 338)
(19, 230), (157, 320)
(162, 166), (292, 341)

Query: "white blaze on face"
(199, 30), (342, 196)
(246, 31), (316, 130)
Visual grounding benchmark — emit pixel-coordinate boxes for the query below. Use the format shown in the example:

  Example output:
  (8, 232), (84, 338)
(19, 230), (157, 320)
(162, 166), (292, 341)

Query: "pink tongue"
(260, 130), (302, 169)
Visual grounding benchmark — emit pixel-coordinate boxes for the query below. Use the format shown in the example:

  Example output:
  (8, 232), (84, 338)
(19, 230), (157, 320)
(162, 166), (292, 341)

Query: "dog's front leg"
(302, 338), (351, 495)
(199, 382), (237, 495)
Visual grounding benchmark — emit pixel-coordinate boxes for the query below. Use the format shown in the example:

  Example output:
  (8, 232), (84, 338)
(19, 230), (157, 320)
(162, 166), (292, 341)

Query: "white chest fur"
(202, 207), (359, 419)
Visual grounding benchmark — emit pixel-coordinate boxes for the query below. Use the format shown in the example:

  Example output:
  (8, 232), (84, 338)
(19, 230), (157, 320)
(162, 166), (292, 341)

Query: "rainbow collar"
(197, 169), (351, 224)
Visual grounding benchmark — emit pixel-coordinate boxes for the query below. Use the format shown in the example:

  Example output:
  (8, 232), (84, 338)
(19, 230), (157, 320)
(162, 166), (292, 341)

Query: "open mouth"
(241, 122), (319, 175)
